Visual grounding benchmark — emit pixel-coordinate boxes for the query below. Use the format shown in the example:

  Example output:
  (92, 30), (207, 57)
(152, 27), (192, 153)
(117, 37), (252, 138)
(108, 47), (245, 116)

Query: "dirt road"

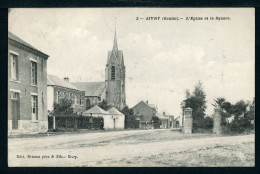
(8, 129), (255, 167)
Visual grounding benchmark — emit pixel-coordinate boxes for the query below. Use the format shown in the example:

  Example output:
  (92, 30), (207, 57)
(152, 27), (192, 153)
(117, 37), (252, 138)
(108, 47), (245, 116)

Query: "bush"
(151, 116), (160, 129)
(203, 116), (213, 129)
(77, 116), (104, 130)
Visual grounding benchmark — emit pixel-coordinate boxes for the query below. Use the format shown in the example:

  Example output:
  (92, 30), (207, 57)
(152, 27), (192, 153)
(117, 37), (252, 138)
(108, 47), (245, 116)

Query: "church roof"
(47, 74), (81, 91)
(106, 29), (124, 66)
(107, 107), (124, 115)
(83, 105), (109, 115)
(71, 82), (105, 97)
(8, 31), (49, 58)
(107, 50), (124, 65)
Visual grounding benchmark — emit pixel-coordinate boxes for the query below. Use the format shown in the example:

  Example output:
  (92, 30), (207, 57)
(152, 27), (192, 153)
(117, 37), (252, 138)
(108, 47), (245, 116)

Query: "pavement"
(8, 129), (255, 167)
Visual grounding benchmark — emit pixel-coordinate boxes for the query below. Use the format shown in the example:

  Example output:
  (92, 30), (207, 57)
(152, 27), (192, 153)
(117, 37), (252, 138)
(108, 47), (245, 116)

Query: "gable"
(132, 101), (155, 112)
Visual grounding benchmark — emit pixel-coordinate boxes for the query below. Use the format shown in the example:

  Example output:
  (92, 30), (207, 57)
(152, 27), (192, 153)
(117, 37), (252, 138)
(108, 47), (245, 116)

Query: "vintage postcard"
(8, 8), (255, 167)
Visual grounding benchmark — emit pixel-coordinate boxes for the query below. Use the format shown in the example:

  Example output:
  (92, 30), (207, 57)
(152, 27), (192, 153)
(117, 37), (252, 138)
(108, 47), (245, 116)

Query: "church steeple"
(112, 17), (118, 54)
(112, 28), (118, 53)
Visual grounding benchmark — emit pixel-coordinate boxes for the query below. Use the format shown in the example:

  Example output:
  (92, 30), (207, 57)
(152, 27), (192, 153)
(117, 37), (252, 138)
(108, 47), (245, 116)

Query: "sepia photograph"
(8, 8), (255, 167)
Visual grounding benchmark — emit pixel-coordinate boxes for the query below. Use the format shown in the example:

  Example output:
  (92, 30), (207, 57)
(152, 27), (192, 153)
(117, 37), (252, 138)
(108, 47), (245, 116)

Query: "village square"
(8, 8), (255, 167)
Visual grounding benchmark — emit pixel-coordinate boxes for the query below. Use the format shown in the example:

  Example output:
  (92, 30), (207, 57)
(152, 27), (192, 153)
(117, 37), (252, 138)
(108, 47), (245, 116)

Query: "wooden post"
(75, 118), (77, 129)
(53, 116), (56, 130)
(65, 117), (67, 129)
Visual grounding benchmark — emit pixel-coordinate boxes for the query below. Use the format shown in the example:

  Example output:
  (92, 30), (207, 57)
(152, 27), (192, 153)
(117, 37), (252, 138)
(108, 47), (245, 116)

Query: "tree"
(50, 98), (76, 117)
(98, 100), (112, 111)
(212, 97), (254, 133)
(120, 106), (137, 129)
(151, 116), (161, 129)
(183, 81), (207, 130)
(212, 97), (233, 126)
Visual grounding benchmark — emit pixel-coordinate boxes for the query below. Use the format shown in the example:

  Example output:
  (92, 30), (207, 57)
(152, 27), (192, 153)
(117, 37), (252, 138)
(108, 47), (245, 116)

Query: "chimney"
(64, 77), (69, 83)
(146, 100), (148, 104)
(163, 112), (165, 116)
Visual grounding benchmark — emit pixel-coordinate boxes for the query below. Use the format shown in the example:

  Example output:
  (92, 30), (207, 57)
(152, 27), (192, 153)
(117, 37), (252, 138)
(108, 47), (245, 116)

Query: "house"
(71, 29), (126, 110)
(47, 75), (86, 114)
(156, 110), (175, 129)
(8, 32), (49, 133)
(71, 82), (106, 110)
(132, 101), (157, 129)
(82, 105), (125, 130)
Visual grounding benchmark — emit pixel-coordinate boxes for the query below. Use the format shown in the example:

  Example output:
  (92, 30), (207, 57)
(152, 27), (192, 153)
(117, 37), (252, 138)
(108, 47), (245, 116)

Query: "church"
(72, 30), (126, 110)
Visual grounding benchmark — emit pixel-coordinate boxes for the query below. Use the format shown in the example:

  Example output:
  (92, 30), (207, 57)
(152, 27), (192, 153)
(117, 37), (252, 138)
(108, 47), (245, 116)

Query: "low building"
(8, 32), (49, 133)
(71, 82), (106, 110)
(47, 75), (86, 114)
(132, 100), (157, 129)
(82, 105), (125, 130)
(106, 107), (125, 129)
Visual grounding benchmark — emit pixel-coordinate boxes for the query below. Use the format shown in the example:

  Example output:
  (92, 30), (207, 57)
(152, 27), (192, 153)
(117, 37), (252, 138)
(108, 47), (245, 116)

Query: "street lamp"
(181, 101), (186, 128)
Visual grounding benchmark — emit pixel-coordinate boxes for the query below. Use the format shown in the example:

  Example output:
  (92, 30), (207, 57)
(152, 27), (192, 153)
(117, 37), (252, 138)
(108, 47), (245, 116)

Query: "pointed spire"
(112, 17), (118, 54)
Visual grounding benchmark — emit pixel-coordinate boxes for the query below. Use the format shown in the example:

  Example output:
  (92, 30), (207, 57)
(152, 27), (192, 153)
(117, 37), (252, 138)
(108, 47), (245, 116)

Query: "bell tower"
(105, 28), (126, 109)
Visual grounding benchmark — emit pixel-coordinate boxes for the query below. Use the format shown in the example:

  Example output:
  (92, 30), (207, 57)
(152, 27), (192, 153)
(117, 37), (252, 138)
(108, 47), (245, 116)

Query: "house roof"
(8, 32), (49, 57)
(83, 105), (109, 115)
(156, 112), (170, 120)
(132, 101), (157, 111)
(108, 107), (124, 115)
(148, 104), (157, 110)
(47, 74), (80, 91)
(71, 82), (105, 97)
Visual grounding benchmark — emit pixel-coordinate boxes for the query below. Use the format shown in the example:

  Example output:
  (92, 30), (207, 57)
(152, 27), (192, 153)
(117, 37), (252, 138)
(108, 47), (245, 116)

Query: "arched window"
(86, 99), (90, 109)
(111, 66), (115, 80)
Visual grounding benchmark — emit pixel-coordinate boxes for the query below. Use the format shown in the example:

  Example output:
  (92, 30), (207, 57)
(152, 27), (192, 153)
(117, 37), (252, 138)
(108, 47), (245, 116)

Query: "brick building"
(47, 75), (86, 114)
(132, 101), (157, 128)
(8, 32), (49, 133)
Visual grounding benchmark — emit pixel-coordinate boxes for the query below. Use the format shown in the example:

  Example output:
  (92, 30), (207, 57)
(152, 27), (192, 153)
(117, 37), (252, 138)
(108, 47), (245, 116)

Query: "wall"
(52, 86), (86, 114)
(47, 86), (54, 111)
(8, 40), (48, 133)
(103, 115), (125, 129)
(132, 101), (156, 122)
(85, 96), (100, 109)
(115, 115), (125, 129)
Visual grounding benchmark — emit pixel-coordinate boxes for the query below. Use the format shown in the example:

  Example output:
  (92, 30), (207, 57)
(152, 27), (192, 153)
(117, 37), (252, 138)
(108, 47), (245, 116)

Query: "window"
(57, 91), (61, 103)
(10, 53), (18, 80)
(86, 99), (90, 108)
(74, 95), (77, 105)
(111, 66), (115, 80)
(79, 97), (82, 105)
(11, 92), (19, 100)
(31, 61), (37, 85)
(31, 95), (38, 121)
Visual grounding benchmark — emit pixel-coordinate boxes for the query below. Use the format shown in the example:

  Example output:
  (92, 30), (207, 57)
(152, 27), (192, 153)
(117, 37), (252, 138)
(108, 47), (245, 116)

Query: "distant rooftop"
(71, 82), (105, 97)
(47, 74), (81, 91)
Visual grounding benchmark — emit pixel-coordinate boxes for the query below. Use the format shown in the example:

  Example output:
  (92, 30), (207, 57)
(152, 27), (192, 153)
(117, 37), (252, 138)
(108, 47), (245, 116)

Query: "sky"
(8, 8), (255, 117)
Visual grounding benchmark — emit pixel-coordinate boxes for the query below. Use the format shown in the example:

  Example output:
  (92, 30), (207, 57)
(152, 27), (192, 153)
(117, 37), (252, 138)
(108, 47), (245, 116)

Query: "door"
(11, 92), (19, 129)
(31, 95), (38, 121)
